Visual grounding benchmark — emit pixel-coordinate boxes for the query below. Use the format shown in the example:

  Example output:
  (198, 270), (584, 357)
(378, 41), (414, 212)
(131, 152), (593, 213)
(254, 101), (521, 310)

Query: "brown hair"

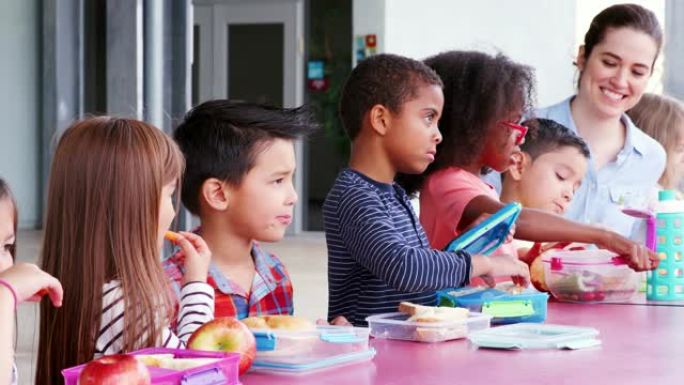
(0, 178), (17, 259)
(578, 3), (662, 82)
(627, 93), (684, 189)
(36, 117), (184, 384)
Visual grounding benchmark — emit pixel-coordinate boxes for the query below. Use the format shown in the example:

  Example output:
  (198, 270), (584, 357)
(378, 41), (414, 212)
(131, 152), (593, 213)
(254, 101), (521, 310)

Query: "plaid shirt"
(163, 238), (294, 319)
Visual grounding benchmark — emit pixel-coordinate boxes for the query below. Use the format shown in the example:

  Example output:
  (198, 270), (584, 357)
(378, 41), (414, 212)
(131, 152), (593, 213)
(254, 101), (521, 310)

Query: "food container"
(62, 348), (240, 385)
(468, 323), (600, 350)
(365, 311), (491, 343)
(436, 283), (548, 324)
(250, 325), (375, 374)
(543, 249), (639, 302)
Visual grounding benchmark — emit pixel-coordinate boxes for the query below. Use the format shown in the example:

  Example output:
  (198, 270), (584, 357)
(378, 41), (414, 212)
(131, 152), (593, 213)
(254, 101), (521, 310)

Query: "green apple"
(188, 317), (256, 375)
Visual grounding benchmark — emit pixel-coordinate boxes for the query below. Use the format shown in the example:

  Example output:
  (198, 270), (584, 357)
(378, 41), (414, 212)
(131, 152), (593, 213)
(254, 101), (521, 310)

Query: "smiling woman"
(535, 3), (666, 239)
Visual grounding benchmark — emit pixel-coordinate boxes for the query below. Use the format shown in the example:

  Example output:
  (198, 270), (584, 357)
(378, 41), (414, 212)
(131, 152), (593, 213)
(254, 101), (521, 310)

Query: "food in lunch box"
(133, 354), (174, 367)
(524, 242), (585, 292)
(398, 302), (470, 342)
(414, 325), (469, 342)
(78, 354), (151, 385)
(548, 271), (634, 302)
(160, 357), (220, 370)
(542, 248), (638, 302)
(133, 355), (219, 370)
(398, 302), (469, 322)
(187, 317), (256, 375)
(241, 315), (316, 331)
(505, 284), (525, 295)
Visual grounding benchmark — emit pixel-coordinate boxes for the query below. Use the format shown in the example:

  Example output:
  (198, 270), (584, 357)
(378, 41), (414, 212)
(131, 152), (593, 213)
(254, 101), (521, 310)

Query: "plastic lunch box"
(250, 325), (375, 374)
(468, 323), (601, 350)
(61, 348), (240, 385)
(542, 249), (639, 303)
(436, 283), (549, 324)
(365, 311), (491, 343)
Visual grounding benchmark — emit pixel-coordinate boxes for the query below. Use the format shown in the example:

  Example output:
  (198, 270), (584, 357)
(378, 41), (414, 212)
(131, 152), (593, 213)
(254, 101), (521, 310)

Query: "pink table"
(615, 291), (684, 306)
(241, 303), (684, 385)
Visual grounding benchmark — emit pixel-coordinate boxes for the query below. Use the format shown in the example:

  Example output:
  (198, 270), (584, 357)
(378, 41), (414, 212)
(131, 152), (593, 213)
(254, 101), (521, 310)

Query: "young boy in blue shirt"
(323, 54), (530, 326)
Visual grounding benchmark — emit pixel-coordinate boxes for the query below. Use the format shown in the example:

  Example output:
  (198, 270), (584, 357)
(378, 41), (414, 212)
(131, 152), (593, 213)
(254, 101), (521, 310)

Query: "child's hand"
(490, 255), (530, 287)
(597, 231), (658, 271)
(506, 223), (516, 244)
(331, 316), (352, 326)
(463, 213), (490, 232)
(472, 254), (530, 288)
(316, 315), (352, 326)
(0, 262), (63, 307)
(173, 232), (212, 284)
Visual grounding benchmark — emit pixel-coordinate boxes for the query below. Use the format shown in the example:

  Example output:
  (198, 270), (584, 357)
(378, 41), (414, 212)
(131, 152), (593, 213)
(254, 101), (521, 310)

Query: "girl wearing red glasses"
(536, 4), (665, 239)
(398, 50), (656, 274)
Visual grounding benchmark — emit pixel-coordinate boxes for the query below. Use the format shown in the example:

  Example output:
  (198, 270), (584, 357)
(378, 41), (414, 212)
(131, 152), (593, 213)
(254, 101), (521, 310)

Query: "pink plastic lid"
(542, 249), (626, 270)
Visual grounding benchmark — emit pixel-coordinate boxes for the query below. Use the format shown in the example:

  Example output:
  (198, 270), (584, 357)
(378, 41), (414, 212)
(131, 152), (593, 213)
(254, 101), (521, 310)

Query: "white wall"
(0, 0), (40, 228)
(381, 0), (577, 107)
(665, 0), (684, 99)
(351, 0), (386, 67)
(352, 0), (668, 107)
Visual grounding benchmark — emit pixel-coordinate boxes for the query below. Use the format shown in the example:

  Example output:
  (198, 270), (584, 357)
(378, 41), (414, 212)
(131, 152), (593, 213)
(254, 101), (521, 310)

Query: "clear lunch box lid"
(250, 325), (374, 374)
(468, 323), (600, 350)
(250, 348), (376, 374)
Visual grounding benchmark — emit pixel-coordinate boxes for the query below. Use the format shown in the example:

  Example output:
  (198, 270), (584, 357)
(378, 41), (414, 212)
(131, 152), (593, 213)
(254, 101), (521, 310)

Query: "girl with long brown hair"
(36, 117), (214, 384)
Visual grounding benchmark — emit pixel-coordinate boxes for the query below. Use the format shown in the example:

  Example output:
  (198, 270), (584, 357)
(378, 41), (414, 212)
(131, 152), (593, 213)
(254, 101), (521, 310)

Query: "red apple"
(529, 255), (549, 293)
(188, 317), (256, 375)
(78, 354), (151, 385)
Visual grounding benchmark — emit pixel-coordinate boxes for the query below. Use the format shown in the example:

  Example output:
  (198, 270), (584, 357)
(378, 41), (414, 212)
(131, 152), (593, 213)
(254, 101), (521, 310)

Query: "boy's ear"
(507, 151), (530, 181)
(201, 178), (230, 211)
(575, 45), (586, 71)
(368, 104), (391, 136)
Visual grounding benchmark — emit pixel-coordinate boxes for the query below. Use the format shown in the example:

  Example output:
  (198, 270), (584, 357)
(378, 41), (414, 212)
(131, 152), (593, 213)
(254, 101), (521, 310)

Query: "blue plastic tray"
(437, 283), (548, 324)
(443, 202), (521, 255)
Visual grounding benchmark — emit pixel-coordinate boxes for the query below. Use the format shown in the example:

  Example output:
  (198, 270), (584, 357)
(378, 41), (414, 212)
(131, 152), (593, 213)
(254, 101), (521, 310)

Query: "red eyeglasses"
(500, 121), (528, 145)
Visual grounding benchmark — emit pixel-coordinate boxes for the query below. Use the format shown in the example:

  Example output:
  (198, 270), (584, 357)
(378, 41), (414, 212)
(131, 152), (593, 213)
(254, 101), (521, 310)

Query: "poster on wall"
(355, 34), (377, 63)
(307, 60), (329, 92)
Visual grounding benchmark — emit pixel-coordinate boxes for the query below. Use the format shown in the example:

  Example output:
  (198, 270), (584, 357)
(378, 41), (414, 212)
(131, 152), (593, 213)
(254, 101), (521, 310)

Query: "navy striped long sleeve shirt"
(323, 168), (472, 326)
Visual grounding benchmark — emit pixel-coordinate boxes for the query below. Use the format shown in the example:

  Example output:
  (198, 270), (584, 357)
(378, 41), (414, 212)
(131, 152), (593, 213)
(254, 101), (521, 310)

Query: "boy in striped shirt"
(165, 100), (316, 319)
(324, 54), (530, 326)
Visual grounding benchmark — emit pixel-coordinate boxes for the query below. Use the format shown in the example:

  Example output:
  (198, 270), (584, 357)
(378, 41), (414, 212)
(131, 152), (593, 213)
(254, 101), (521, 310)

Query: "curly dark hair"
(174, 100), (318, 215)
(398, 50), (535, 195)
(339, 53), (443, 140)
(520, 118), (590, 160)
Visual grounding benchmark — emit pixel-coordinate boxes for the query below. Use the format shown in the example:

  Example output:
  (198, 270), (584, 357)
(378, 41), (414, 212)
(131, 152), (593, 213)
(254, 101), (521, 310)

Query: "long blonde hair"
(628, 93), (684, 189)
(36, 117), (184, 384)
